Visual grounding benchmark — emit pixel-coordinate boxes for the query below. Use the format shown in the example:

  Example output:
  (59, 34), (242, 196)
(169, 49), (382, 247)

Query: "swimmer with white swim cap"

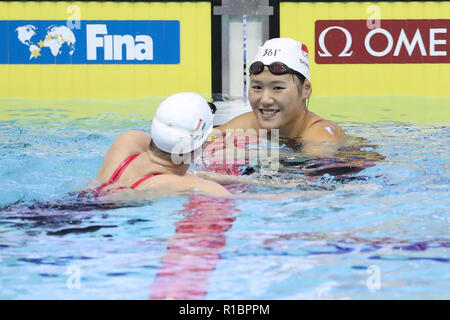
(216, 38), (345, 156)
(95, 92), (230, 197)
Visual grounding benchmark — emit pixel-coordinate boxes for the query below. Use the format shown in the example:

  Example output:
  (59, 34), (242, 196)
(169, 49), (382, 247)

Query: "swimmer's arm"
(213, 112), (259, 135)
(190, 170), (255, 185)
(174, 175), (231, 197)
(301, 142), (340, 158)
(135, 173), (231, 197)
(105, 181), (378, 202)
(191, 170), (302, 188)
(190, 178), (232, 196)
(301, 121), (346, 157)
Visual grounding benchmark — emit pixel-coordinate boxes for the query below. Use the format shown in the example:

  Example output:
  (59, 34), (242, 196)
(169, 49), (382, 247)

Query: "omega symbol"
(317, 26), (353, 57)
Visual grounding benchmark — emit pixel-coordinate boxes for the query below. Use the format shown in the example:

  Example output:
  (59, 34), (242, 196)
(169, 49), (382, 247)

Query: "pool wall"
(0, 1), (212, 100)
(0, 0), (449, 122)
(279, 1), (450, 122)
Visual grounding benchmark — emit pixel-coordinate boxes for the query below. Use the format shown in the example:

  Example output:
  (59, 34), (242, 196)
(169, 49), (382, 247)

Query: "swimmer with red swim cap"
(216, 38), (346, 156)
(95, 92), (230, 197)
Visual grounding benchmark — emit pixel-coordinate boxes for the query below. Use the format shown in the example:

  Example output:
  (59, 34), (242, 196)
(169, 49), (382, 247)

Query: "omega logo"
(315, 20), (449, 63)
(318, 26), (353, 57)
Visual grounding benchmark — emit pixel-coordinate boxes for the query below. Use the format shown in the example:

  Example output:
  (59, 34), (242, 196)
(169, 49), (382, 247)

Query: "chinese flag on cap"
(301, 43), (308, 53)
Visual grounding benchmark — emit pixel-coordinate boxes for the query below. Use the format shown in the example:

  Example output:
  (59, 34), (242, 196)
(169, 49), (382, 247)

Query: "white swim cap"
(252, 37), (310, 80)
(151, 92), (213, 154)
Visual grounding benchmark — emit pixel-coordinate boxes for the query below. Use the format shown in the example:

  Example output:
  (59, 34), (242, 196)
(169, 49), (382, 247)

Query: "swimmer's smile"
(259, 108), (280, 120)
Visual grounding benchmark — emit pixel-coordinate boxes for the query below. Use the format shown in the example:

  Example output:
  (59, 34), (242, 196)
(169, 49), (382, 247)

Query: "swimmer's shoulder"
(303, 117), (345, 144)
(133, 173), (231, 197)
(216, 111), (259, 133)
(109, 130), (150, 156)
(117, 130), (151, 148)
(97, 130), (151, 180)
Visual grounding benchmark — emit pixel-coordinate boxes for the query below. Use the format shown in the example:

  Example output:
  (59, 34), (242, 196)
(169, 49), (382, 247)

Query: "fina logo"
(3, 20), (179, 64)
(87, 24), (153, 61)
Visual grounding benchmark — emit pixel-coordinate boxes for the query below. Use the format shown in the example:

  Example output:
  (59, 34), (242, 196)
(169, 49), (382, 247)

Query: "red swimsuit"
(93, 154), (161, 197)
(91, 121), (325, 196)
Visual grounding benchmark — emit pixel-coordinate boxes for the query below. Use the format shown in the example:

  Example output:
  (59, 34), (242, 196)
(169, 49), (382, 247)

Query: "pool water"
(0, 110), (449, 299)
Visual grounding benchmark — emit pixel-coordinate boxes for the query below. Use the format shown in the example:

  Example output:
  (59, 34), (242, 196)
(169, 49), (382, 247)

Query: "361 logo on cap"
(262, 49), (280, 57)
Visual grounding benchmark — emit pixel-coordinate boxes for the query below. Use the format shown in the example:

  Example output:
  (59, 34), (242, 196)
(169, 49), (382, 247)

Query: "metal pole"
(214, 0), (273, 98)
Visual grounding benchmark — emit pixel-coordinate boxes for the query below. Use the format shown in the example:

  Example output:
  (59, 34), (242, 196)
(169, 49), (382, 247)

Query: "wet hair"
(290, 72), (309, 109)
(207, 102), (217, 114)
(149, 139), (198, 164)
(149, 139), (174, 162)
(292, 71), (306, 86)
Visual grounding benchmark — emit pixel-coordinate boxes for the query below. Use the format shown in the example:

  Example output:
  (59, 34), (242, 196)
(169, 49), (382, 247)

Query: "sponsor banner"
(0, 20), (180, 64)
(315, 19), (449, 64)
(0, 21), (6, 63)
(280, 1), (450, 100)
(0, 1), (211, 101)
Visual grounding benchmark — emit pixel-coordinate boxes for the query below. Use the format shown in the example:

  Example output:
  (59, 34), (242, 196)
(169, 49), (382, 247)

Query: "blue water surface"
(0, 110), (449, 299)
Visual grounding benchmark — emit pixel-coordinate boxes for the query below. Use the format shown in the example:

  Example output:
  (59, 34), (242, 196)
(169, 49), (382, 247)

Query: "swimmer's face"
(249, 67), (311, 132)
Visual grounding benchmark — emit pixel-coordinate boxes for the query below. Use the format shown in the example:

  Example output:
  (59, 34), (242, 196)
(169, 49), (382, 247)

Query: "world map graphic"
(15, 24), (76, 60)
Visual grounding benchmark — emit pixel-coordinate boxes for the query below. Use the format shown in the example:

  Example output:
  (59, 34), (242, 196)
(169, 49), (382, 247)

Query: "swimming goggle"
(249, 61), (296, 76)
(207, 102), (217, 114)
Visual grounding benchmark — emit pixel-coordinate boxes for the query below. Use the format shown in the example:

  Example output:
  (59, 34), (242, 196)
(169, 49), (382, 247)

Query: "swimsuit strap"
(108, 154), (139, 183)
(92, 154), (162, 196)
(308, 119), (324, 129)
(130, 173), (162, 189)
(92, 154), (140, 197)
